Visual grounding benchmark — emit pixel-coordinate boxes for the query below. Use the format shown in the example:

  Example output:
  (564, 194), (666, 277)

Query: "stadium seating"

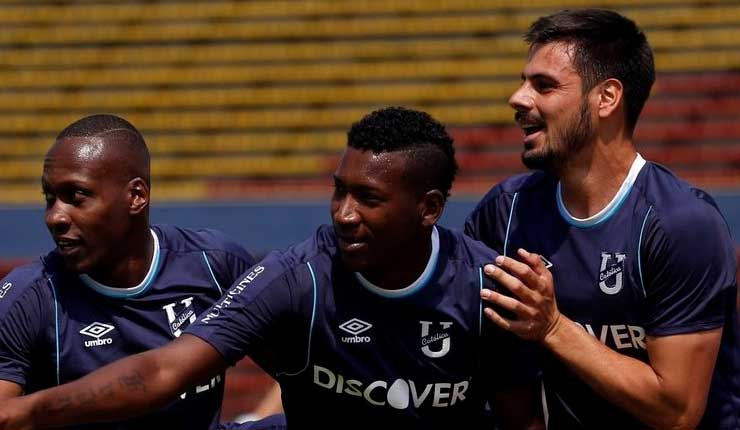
(0, 1), (739, 204)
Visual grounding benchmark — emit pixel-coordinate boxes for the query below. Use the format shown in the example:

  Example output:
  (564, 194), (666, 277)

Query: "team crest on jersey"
(420, 321), (452, 358)
(162, 297), (197, 338)
(599, 252), (626, 295)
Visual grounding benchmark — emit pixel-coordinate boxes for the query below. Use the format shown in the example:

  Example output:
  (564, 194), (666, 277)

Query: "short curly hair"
(347, 106), (458, 199)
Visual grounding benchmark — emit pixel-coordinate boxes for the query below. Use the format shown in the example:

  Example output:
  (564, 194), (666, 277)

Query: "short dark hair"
(55, 114), (151, 185)
(525, 9), (655, 131)
(347, 106), (458, 199)
(57, 113), (145, 143)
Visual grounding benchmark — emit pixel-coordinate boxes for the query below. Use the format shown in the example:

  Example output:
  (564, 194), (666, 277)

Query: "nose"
(45, 200), (71, 236)
(508, 82), (534, 112)
(332, 194), (360, 227)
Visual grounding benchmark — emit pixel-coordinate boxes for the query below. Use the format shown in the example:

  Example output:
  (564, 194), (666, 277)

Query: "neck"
(360, 227), (434, 290)
(88, 226), (154, 288)
(558, 133), (637, 219)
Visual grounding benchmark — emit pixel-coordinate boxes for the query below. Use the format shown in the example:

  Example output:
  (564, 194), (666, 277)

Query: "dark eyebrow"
(526, 72), (558, 82)
(332, 175), (382, 194)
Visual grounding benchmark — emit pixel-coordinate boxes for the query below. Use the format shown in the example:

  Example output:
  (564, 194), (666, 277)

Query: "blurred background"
(0, 0), (738, 421)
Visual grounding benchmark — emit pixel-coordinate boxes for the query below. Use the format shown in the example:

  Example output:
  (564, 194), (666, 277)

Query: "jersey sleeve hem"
(647, 317), (725, 337)
(0, 373), (26, 387)
(184, 330), (238, 366)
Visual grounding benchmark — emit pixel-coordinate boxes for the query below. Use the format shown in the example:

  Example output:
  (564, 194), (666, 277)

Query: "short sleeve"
(0, 272), (48, 387)
(185, 255), (298, 369)
(641, 202), (737, 336)
(197, 229), (257, 288)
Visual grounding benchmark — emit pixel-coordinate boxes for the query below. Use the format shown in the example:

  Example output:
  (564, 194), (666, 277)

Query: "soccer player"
(0, 114), (257, 429)
(0, 107), (541, 430)
(465, 9), (740, 430)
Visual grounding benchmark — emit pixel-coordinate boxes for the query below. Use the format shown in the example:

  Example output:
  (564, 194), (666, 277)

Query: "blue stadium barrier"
(2, 193), (739, 259)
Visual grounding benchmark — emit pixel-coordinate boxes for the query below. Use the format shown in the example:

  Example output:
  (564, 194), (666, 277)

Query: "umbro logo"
(80, 322), (115, 348)
(339, 318), (372, 343)
(539, 255), (553, 269)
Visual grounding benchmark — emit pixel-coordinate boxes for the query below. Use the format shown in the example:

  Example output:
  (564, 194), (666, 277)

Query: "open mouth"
(521, 123), (545, 136)
(56, 238), (82, 253)
(519, 121), (546, 149)
(338, 235), (367, 252)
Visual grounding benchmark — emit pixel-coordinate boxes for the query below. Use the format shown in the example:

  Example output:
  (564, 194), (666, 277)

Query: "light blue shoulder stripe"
(478, 267), (483, 337)
(47, 277), (60, 386)
(503, 192), (519, 257)
(201, 251), (223, 295)
(278, 261), (317, 377)
(637, 206), (653, 298)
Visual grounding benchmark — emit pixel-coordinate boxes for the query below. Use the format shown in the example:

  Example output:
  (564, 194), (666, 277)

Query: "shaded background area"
(1, 0), (739, 421)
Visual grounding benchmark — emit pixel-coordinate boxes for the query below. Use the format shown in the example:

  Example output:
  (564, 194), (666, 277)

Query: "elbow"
(649, 405), (703, 430)
(666, 414), (702, 430)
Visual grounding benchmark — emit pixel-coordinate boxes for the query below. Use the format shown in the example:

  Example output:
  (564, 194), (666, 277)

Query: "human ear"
(420, 190), (445, 227)
(597, 78), (624, 119)
(128, 177), (150, 215)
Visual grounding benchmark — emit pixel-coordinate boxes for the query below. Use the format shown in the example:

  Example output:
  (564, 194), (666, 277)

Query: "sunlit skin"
(42, 136), (152, 287)
(331, 147), (438, 289)
(508, 42), (597, 175)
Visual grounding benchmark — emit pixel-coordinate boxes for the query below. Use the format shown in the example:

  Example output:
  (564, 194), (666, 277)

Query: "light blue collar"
(557, 154), (646, 228)
(79, 229), (161, 298)
(355, 226), (439, 299)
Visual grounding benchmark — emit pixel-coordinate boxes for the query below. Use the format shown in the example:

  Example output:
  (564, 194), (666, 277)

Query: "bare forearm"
(542, 316), (705, 429)
(25, 349), (185, 428)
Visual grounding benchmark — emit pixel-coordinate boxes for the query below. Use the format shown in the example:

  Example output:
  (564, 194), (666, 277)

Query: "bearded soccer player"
(466, 9), (740, 430)
(0, 115), (256, 429)
(0, 107), (541, 430)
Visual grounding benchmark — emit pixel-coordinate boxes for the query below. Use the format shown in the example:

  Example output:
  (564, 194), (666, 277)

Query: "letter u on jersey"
(599, 252), (626, 295)
(419, 321), (453, 358)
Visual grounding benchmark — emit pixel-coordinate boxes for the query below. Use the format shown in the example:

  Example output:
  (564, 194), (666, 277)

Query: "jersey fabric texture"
(187, 224), (536, 430)
(465, 157), (740, 430)
(0, 224), (254, 430)
(218, 414), (287, 430)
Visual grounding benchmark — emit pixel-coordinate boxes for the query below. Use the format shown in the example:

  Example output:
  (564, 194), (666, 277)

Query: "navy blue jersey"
(465, 156), (740, 429)
(0, 225), (254, 430)
(187, 225), (536, 430)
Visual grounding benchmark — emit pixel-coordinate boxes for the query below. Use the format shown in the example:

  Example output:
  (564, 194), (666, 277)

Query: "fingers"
(481, 249), (561, 342)
(495, 254), (541, 286)
(484, 263), (540, 304)
(486, 250), (553, 296)
(480, 288), (535, 319)
(516, 248), (543, 272)
(483, 306), (512, 331)
(482, 306), (537, 340)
